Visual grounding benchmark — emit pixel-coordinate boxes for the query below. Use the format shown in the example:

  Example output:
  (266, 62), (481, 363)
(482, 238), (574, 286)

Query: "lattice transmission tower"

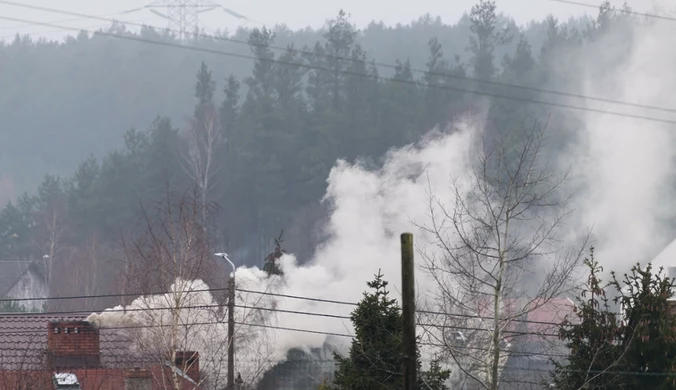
(146, 0), (221, 41)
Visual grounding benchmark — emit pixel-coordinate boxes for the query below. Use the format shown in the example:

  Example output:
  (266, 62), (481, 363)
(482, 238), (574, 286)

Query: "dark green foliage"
(0, 196), (35, 259)
(552, 249), (676, 389)
(0, 3), (635, 272)
(467, 0), (513, 80)
(332, 272), (450, 389)
(263, 232), (285, 277)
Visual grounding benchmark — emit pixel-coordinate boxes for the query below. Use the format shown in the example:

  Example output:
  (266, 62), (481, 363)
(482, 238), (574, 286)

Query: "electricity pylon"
(146, 0), (220, 41)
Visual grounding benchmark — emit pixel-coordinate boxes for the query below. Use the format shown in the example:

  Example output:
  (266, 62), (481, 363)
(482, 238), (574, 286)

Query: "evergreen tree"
(194, 61), (215, 113)
(0, 199), (34, 259)
(321, 10), (359, 110)
(612, 263), (676, 389)
(553, 249), (676, 389)
(501, 34), (535, 83)
(551, 249), (624, 389)
(422, 38), (464, 130)
(379, 58), (421, 148)
(333, 271), (450, 389)
(220, 74), (240, 148)
(467, 0), (513, 80)
(65, 155), (100, 240)
(143, 117), (184, 198)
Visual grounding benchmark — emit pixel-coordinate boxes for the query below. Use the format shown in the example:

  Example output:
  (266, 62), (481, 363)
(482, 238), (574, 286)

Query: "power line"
(145, 0), (219, 42)
(0, 283), (576, 329)
(0, 8), (146, 31)
(0, 286), (356, 307)
(0, 18), (161, 41)
(0, 286), (229, 303)
(4, 15), (676, 127)
(3, 0), (676, 116)
(0, 287), (572, 329)
(0, 303), (351, 321)
(1, 315), (662, 374)
(0, 318), (353, 337)
(235, 288), (571, 327)
(234, 288), (355, 307)
(235, 304), (350, 320)
(0, 302), (564, 335)
(0, 350), (672, 378)
(550, 0), (676, 22)
(0, 311), (669, 379)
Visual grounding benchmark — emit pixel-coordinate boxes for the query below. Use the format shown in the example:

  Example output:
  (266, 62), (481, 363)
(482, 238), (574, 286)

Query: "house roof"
(461, 296), (576, 343)
(472, 297), (576, 324)
(0, 314), (153, 370)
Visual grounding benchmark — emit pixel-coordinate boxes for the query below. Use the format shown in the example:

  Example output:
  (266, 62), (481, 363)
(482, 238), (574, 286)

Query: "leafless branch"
(418, 119), (588, 390)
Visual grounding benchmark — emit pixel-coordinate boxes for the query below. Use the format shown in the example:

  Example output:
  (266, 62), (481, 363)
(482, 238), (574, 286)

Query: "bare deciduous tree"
(97, 185), (275, 390)
(180, 103), (221, 234)
(118, 186), (218, 390)
(419, 120), (588, 390)
(51, 234), (118, 312)
(32, 177), (67, 295)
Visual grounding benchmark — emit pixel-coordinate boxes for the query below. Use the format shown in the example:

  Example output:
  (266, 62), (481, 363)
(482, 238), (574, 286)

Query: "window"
(126, 377), (151, 390)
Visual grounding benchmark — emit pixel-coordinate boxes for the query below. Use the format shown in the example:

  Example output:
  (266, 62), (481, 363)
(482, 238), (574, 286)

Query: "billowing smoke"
(561, 9), (676, 270)
(85, 124), (479, 386)
(86, 6), (676, 387)
(86, 274), (281, 387)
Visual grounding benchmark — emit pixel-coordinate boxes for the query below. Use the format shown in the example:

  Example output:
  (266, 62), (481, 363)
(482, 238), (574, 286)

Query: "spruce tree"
(551, 248), (624, 389)
(333, 271), (450, 389)
(467, 0), (512, 80)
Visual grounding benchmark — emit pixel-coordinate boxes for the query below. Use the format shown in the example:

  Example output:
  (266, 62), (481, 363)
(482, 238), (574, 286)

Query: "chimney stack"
(47, 321), (101, 369)
(174, 351), (200, 384)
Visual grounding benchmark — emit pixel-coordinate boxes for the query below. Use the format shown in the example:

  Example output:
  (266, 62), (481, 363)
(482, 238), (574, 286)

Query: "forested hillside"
(0, 1), (635, 300)
(0, 9), (589, 199)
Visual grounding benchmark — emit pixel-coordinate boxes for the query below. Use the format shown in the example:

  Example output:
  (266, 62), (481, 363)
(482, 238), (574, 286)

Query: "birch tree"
(98, 186), (275, 390)
(116, 186), (221, 390)
(33, 175), (67, 295)
(180, 63), (221, 235)
(419, 119), (587, 390)
(180, 104), (220, 234)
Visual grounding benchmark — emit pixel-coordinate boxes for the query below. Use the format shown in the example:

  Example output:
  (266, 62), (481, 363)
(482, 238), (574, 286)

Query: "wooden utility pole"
(401, 233), (416, 390)
(227, 275), (235, 389)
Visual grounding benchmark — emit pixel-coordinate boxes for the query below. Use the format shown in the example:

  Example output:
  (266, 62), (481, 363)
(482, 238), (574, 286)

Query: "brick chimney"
(174, 351), (200, 384)
(47, 321), (101, 369)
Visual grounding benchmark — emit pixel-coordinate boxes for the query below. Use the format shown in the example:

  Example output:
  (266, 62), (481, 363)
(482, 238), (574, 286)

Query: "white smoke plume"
(86, 6), (676, 387)
(560, 9), (676, 270)
(84, 124), (478, 386)
(86, 275), (281, 387)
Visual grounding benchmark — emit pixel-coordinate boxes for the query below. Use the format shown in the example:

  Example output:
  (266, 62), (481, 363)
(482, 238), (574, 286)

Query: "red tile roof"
(0, 314), (153, 370)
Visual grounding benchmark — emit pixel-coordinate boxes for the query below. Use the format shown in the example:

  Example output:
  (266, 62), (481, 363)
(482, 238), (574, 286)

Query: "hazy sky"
(0, 0), (654, 41)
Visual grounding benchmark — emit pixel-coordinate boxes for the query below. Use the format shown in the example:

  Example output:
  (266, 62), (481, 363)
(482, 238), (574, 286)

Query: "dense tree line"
(0, 4), (593, 199)
(0, 1), (637, 295)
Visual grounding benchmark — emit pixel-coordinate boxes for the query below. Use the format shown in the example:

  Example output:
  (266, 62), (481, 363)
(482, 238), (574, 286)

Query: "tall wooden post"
(401, 233), (416, 390)
(227, 275), (235, 389)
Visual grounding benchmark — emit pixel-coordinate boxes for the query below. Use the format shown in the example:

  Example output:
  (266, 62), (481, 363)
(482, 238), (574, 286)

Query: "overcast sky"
(0, 0), (656, 42)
